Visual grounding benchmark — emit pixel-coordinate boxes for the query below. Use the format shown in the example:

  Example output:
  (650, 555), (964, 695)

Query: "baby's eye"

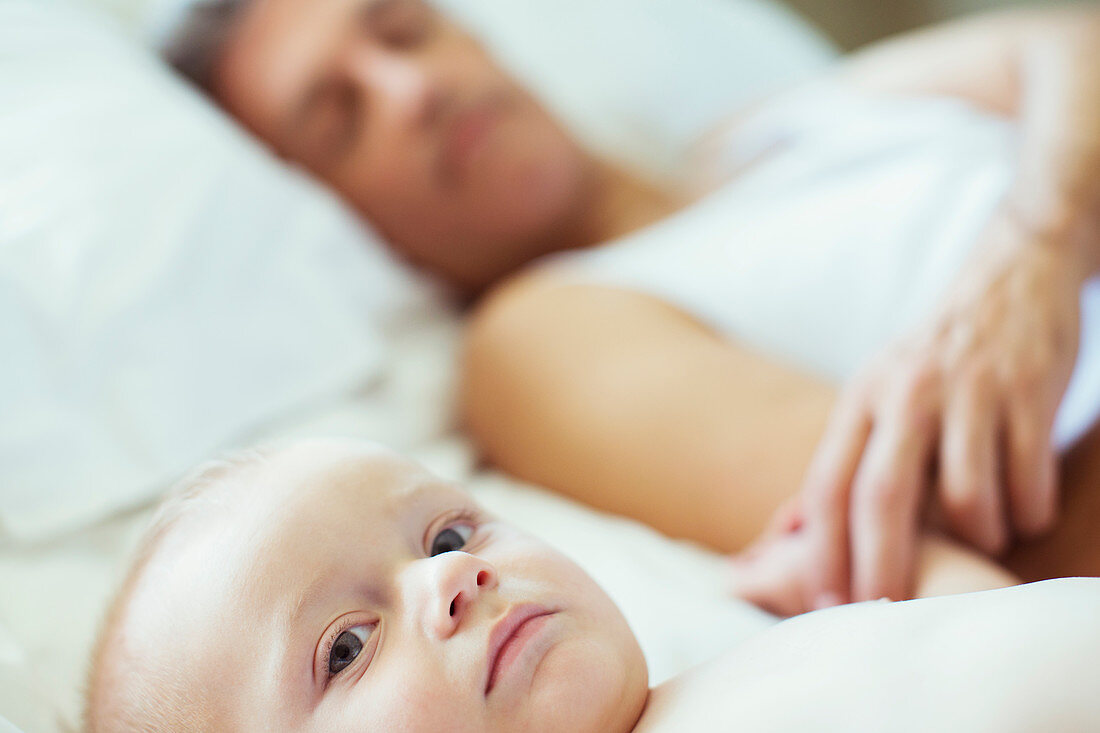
(429, 524), (474, 556)
(328, 624), (374, 676)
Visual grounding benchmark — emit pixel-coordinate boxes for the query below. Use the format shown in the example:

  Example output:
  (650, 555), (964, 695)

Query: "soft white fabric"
(0, 0), (451, 541)
(0, 717), (26, 733)
(551, 83), (1100, 449)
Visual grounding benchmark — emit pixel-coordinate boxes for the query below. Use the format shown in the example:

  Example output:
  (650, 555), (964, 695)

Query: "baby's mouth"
(485, 604), (557, 695)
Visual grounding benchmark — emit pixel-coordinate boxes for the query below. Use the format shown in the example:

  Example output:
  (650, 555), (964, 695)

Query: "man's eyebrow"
(362, 0), (401, 26)
(281, 0), (405, 138)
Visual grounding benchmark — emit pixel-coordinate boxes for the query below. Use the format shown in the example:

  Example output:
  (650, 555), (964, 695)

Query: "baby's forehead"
(244, 440), (437, 506)
(191, 442), (472, 577)
(137, 441), (459, 602)
(118, 443), (476, 722)
(177, 441), (463, 542)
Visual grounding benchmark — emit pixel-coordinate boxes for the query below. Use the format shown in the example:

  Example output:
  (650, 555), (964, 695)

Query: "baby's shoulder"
(634, 580), (1100, 733)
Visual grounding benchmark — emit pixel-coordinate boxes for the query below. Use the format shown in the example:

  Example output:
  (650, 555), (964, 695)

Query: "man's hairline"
(162, 0), (258, 95)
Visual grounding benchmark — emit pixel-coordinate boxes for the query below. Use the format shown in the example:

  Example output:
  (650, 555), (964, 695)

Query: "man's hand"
(754, 209), (1084, 613)
(728, 498), (1021, 615)
(727, 496), (817, 616)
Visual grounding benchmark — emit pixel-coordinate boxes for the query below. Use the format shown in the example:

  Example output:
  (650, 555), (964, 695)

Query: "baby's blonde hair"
(82, 447), (272, 733)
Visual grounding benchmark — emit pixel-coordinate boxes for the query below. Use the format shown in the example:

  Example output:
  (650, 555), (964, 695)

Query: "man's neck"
(563, 160), (688, 251)
(455, 159), (689, 297)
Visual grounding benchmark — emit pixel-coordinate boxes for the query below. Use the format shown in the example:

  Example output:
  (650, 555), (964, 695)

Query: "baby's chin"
(527, 653), (648, 733)
(521, 602), (648, 731)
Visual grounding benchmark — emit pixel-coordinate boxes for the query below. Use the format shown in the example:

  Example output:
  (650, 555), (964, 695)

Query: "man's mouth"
(485, 604), (557, 695)
(439, 96), (503, 183)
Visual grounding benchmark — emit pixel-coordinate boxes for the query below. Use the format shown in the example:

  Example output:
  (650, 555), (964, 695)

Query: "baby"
(85, 439), (1100, 732)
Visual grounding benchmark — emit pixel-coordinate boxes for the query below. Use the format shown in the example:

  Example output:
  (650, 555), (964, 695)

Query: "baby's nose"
(414, 551), (499, 639)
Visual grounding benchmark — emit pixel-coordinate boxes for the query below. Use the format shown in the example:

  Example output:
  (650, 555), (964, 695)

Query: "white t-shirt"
(549, 84), (1100, 450)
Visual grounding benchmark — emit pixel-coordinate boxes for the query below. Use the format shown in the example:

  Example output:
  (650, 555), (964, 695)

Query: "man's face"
(122, 441), (648, 731)
(214, 0), (593, 288)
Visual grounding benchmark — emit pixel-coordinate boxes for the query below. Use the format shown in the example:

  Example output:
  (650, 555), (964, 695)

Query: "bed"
(0, 0), (836, 729)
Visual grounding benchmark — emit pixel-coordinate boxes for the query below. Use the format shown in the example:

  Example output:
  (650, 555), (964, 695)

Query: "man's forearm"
(832, 5), (1100, 274)
(1009, 17), (1100, 276)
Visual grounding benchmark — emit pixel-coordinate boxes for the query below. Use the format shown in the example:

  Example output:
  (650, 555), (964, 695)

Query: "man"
(162, 0), (1100, 613)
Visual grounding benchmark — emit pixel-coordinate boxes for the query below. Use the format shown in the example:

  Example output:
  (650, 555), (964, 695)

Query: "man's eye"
(301, 86), (358, 164)
(328, 624), (374, 676)
(367, 0), (434, 48)
(429, 524), (474, 556)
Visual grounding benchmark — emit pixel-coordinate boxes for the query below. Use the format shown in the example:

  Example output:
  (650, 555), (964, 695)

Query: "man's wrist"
(1003, 183), (1100, 277)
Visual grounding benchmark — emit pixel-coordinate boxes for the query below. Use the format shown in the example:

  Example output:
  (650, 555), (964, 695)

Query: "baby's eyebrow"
(396, 479), (467, 511)
(277, 563), (393, 694)
(284, 557), (354, 639)
(274, 565), (343, 692)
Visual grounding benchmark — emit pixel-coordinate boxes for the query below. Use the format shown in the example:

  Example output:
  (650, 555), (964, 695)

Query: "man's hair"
(82, 447), (272, 733)
(161, 0), (251, 92)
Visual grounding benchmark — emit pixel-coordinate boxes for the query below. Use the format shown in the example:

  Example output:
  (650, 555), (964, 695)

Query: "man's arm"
(703, 6), (1100, 245)
(778, 6), (1100, 608)
(838, 6), (1100, 267)
(461, 277), (834, 553)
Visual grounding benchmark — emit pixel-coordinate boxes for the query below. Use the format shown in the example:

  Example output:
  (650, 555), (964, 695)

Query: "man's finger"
(727, 539), (808, 617)
(1005, 397), (1058, 538)
(849, 386), (937, 602)
(800, 393), (873, 609)
(939, 381), (1006, 555)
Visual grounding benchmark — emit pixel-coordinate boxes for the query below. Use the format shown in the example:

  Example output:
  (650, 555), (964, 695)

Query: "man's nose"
(341, 46), (443, 128)
(406, 551), (499, 640)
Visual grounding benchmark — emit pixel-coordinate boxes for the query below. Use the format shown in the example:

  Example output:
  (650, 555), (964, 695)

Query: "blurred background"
(786, 0), (1065, 49)
(82, 0), (1070, 49)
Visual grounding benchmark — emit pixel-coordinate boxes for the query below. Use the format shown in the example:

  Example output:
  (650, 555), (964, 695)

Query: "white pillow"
(101, 0), (836, 176)
(434, 0), (837, 176)
(0, 0), (448, 541)
(0, 717), (27, 733)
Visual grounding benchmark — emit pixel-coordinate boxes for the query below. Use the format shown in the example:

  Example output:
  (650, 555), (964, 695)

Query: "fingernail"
(813, 592), (842, 610)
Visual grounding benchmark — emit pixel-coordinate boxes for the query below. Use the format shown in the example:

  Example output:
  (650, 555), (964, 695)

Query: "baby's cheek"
(510, 635), (647, 733)
(361, 660), (486, 733)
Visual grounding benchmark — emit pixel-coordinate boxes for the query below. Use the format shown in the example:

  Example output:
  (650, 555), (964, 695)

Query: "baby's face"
(121, 441), (647, 732)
